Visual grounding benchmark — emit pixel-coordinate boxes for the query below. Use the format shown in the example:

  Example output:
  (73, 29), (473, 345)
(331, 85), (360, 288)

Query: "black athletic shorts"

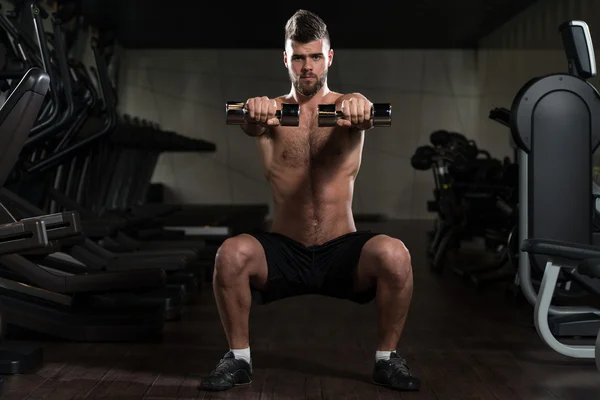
(246, 230), (381, 305)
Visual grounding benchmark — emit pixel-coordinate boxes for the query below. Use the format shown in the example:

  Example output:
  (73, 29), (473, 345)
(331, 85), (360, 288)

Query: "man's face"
(284, 38), (333, 97)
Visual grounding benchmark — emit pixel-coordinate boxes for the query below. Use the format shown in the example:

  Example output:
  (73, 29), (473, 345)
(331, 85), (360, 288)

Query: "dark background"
(81, 0), (540, 49)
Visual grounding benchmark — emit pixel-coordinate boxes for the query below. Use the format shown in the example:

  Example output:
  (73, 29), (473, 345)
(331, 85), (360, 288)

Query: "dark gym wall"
(116, 0), (600, 220)
(118, 49), (487, 220)
(479, 0), (600, 165)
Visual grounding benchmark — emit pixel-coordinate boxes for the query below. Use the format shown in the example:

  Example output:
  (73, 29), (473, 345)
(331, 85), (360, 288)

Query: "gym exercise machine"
(508, 20), (600, 370)
(0, 64), (169, 341)
(0, 8), (189, 318)
(411, 130), (518, 282)
(0, 67), (51, 382)
(0, 3), (197, 341)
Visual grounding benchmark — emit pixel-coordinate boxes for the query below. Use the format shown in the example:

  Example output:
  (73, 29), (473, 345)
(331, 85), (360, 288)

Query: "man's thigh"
(317, 231), (383, 304)
(245, 231), (315, 304)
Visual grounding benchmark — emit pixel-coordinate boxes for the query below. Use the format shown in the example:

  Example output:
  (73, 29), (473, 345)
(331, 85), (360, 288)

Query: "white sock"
(230, 347), (251, 364)
(375, 350), (396, 362)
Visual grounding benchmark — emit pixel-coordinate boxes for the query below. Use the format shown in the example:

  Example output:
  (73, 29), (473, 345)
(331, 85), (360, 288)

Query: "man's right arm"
(240, 96), (279, 136)
(241, 121), (268, 137)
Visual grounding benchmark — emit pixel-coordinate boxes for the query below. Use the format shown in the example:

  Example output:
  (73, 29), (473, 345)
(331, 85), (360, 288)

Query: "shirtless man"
(200, 9), (419, 393)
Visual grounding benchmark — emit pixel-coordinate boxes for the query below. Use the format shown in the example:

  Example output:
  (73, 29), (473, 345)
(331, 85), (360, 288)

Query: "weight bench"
(522, 238), (600, 371)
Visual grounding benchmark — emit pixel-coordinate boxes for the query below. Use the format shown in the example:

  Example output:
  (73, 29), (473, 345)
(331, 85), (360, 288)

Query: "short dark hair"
(284, 10), (330, 47)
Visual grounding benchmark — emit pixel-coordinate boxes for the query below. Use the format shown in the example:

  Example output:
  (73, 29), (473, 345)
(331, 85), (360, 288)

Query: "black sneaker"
(199, 351), (253, 391)
(372, 352), (421, 391)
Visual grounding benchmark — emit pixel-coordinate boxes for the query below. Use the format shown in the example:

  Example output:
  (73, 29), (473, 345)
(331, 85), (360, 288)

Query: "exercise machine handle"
(559, 20), (597, 80)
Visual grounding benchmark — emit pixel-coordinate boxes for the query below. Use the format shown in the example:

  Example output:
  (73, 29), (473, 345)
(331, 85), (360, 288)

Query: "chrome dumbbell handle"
(225, 101), (300, 126)
(317, 103), (392, 127)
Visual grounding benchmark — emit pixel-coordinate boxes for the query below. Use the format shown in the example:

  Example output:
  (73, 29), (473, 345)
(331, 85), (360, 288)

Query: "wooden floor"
(2, 220), (599, 399)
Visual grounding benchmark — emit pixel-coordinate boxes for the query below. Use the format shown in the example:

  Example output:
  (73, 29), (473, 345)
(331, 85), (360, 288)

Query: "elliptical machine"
(509, 20), (600, 370)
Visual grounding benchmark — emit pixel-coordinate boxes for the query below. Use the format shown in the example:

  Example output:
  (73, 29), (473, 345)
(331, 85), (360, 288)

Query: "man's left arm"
(335, 93), (374, 132)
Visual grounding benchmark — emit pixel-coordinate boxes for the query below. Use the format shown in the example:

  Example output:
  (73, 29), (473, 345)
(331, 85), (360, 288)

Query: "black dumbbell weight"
(225, 101), (300, 126)
(317, 103), (392, 127)
(411, 145), (436, 170)
(430, 130), (449, 147)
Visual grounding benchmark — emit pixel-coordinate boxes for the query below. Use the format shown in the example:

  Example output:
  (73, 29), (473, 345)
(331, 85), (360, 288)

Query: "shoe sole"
(372, 379), (420, 392)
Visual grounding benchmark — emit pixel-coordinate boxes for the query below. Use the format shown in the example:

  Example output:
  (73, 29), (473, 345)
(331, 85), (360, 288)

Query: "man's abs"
(267, 168), (358, 246)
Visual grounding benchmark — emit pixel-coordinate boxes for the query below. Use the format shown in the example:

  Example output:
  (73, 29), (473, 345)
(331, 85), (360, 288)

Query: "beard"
(290, 70), (327, 97)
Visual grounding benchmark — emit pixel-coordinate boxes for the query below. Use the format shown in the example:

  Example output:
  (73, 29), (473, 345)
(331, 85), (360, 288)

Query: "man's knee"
(214, 235), (261, 283)
(364, 235), (412, 282)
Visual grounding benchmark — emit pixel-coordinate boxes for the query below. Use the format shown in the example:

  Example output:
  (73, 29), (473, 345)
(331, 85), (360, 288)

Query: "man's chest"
(273, 125), (346, 167)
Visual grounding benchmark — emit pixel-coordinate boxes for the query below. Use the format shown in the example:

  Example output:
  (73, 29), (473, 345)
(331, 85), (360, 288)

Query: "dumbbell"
(430, 130), (449, 146)
(317, 103), (392, 127)
(225, 101), (300, 126)
(411, 145), (436, 171)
